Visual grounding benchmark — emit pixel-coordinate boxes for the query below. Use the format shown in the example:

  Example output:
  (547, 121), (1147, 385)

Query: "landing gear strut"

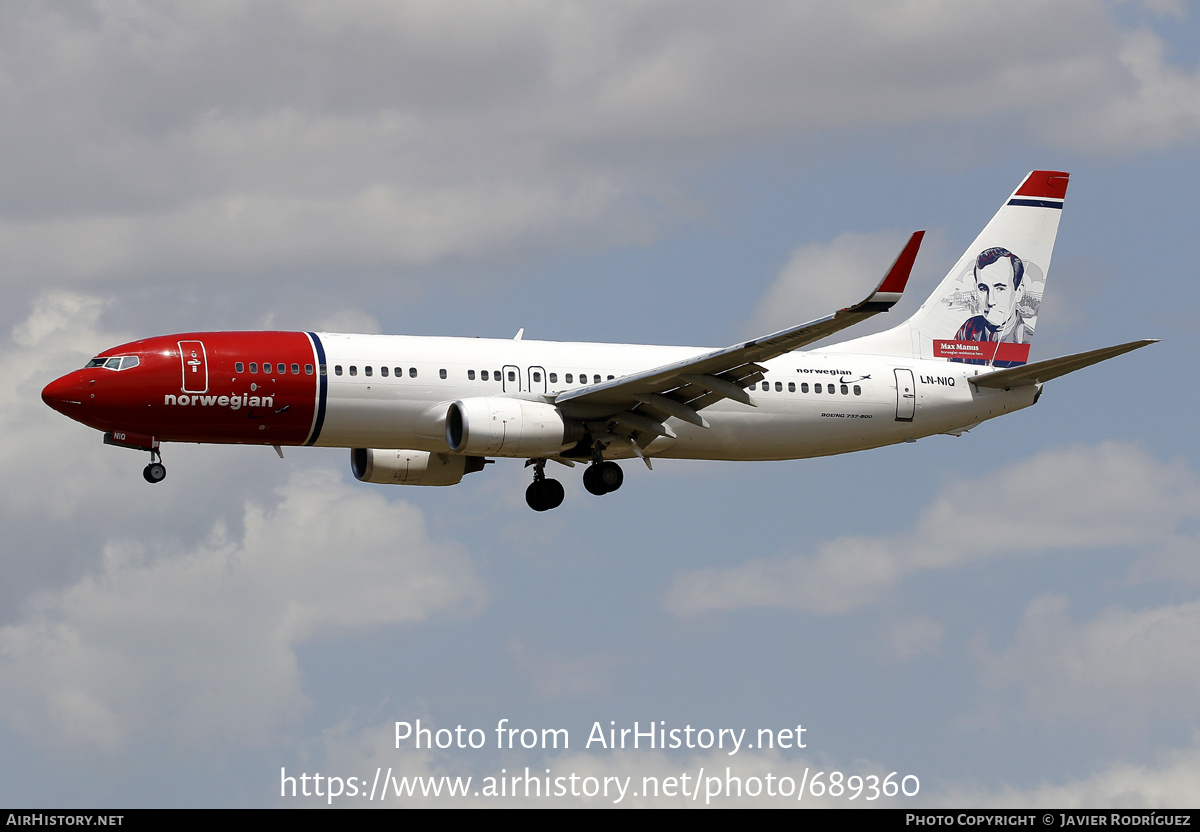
(142, 449), (166, 484)
(525, 459), (564, 511)
(583, 460), (623, 496)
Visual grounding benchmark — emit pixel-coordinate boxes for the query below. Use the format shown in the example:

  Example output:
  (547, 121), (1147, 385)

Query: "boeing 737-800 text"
(42, 171), (1154, 510)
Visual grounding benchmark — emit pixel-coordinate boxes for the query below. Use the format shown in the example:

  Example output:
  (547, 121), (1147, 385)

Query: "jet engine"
(351, 448), (486, 486)
(445, 397), (583, 457)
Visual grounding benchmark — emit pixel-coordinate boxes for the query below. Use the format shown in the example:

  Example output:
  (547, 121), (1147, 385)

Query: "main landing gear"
(525, 459), (565, 512)
(524, 457), (626, 511)
(142, 449), (166, 484)
(582, 460), (623, 496)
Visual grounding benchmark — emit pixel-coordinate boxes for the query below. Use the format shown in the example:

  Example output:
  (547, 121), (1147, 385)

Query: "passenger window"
(565, 373), (573, 383)
(814, 383), (822, 393)
(853, 385), (861, 395)
(841, 384), (848, 394)
(250, 362), (258, 373)
(235, 362), (245, 373)
(507, 371), (516, 382)
(365, 366), (373, 377)
(802, 383), (809, 393)
(335, 365), (343, 376)
(549, 373), (557, 383)
(394, 367), (402, 377)
(410, 368), (418, 378)
(533, 371), (542, 382)
(468, 370), (475, 380)
(607, 375), (614, 381)
(593, 374), (601, 384)
(291, 363), (300, 375)
(775, 382), (783, 392)
(788, 382), (795, 392)
(439, 369), (447, 379)
(305, 364), (313, 375)
(380, 366), (388, 377)
(319, 364), (327, 376)
(481, 370), (488, 381)
(829, 385), (836, 394)
(349, 366), (357, 377)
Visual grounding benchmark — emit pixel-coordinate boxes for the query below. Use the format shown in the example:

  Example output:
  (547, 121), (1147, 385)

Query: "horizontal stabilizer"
(969, 339), (1157, 389)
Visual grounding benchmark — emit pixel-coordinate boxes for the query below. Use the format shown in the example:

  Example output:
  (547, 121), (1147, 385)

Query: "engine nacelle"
(351, 448), (486, 486)
(446, 397), (582, 457)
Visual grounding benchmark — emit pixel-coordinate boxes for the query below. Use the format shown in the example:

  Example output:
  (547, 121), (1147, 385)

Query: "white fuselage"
(313, 333), (1037, 459)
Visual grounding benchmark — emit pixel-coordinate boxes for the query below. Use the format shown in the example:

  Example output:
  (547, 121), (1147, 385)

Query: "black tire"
(583, 461), (623, 495)
(582, 464), (607, 495)
(526, 479), (564, 511)
(143, 462), (166, 483)
(597, 461), (623, 492)
(541, 478), (564, 509)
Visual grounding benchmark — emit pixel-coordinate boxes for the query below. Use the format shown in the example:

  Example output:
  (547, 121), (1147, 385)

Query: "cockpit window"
(87, 355), (140, 370)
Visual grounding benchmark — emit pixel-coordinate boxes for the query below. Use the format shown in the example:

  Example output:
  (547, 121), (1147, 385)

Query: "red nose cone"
(42, 372), (83, 416)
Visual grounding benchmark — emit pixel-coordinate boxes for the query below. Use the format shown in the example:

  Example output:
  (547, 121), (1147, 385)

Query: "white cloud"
(0, 2), (1196, 290)
(0, 291), (134, 522)
(508, 640), (624, 700)
(938, 741), (1200, 808)
(976, 595), (1200, 726)
(875, 615), (946, 664)
(0, 471), (485, 754)
(665, 443), (1200, 616)
(1043, 29), (1200, 152)
(747, 231), (909, 335)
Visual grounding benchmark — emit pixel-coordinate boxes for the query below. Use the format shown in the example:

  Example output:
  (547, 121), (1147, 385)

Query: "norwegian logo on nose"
(179, 340), (209, 394)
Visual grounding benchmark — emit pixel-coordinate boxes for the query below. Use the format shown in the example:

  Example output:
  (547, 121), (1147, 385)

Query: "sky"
(2, 0), (1199, 808)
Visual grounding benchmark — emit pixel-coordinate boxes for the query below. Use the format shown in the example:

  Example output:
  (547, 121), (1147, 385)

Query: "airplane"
(41, 170), (1155, 511)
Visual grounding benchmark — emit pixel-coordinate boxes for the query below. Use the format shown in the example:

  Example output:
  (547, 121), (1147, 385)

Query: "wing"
(968, 339), (1158, 390)
(554, 231), (924, 445)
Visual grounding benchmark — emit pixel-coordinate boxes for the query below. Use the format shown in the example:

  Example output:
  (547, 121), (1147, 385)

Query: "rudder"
(830, 170), (1069, 368)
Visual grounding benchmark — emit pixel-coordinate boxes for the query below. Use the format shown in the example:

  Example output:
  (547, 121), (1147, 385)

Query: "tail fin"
(829, 170), (1069, 368)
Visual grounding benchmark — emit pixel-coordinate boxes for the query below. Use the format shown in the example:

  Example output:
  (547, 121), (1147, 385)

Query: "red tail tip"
(1015, 170), (1069, 200)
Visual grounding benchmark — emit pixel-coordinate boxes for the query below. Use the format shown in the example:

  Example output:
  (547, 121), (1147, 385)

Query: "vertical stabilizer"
(829, 170), (1068, 367)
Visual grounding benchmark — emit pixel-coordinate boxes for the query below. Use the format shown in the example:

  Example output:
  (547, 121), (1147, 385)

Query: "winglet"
(852, 230), (923, 312)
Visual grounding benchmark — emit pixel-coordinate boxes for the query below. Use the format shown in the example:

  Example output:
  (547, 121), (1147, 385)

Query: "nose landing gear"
(142, 450), (166, 484)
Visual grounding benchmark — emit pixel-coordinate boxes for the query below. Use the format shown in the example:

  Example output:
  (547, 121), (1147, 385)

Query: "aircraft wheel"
(597, 461), (623, 493)
(143, 462), (167, 484)
(525, 478), (564, 511)
(541, 478), (564, 509)
(583, 461), (623, 495)
(582, 464), (606, 495)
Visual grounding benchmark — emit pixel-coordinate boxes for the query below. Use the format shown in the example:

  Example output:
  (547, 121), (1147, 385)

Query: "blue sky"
(1, 1), (1198, 807)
